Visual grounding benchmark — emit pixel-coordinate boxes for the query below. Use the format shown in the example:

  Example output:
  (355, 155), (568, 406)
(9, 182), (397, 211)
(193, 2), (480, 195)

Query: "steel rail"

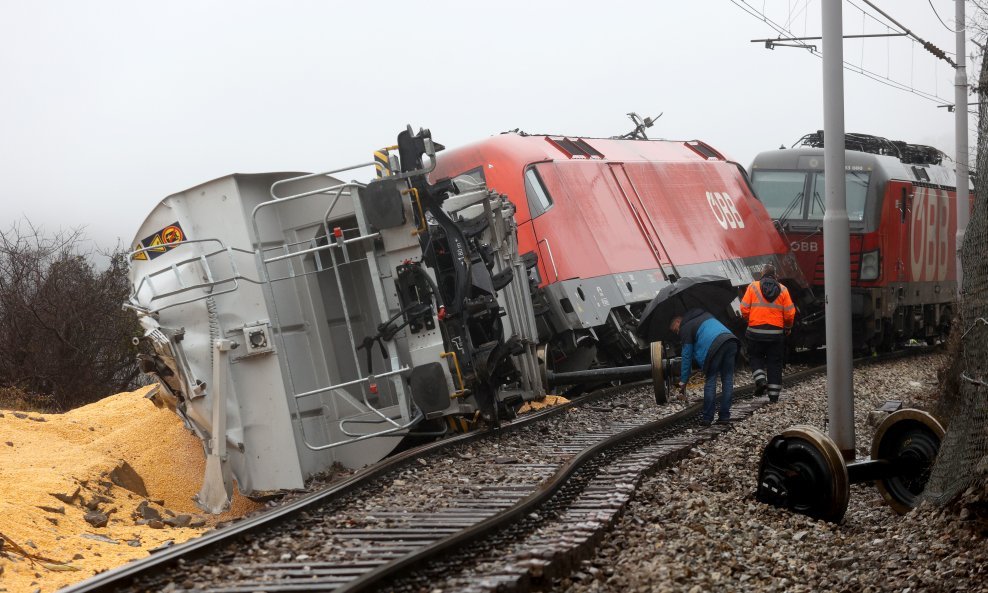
(339, 345), (938, 592)
(60, 346), (936, 593)
(58, 381), (637, 593)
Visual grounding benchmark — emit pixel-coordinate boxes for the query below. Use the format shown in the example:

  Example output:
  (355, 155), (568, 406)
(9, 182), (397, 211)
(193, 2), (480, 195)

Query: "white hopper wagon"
(127, 128), (544, 513)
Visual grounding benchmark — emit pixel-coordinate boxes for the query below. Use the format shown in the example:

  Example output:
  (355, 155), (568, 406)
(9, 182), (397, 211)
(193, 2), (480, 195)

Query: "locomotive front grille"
(813, 252), (862, 285)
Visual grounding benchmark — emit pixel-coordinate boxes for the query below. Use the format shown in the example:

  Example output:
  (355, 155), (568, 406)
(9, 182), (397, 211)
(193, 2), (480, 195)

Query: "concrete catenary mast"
(822, 0), (854, 459)
(755, 0), (952, 525)
(956, 0), (969, 291)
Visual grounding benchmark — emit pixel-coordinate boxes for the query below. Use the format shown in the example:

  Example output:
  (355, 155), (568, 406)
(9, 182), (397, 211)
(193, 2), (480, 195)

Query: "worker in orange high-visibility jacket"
(740, 264), (796, 403)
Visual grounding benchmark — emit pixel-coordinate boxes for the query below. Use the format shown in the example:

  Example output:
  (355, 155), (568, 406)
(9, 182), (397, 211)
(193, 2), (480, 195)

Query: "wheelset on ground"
(756, 408), (945, 523)
(538, 341), (679, 406)
(756, 425), (850, 523)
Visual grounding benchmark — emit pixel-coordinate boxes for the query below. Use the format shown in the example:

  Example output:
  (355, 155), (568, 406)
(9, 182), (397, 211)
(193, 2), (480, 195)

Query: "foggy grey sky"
(0, 1), (974, 251)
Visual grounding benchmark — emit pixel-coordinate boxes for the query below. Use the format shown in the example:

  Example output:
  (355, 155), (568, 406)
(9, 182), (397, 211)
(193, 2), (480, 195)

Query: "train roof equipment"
(791, 130), (946, 166)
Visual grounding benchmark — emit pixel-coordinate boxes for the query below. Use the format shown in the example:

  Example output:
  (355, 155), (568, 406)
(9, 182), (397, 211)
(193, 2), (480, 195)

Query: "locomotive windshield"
(808, 171), (869, 221)
(750, 171), (807, 219)
(751, 170), (871, 223)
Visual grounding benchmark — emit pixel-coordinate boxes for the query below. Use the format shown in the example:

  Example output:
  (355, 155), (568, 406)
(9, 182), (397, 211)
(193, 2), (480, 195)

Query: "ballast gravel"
(561, 353), (987, 593)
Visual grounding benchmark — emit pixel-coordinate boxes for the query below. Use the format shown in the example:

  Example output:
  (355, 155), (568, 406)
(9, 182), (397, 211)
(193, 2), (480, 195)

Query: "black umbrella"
(636, 275), (739, 343)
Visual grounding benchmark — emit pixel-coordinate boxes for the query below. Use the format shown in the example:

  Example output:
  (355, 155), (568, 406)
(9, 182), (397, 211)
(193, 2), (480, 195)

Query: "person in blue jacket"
(670, 308), (740, 426)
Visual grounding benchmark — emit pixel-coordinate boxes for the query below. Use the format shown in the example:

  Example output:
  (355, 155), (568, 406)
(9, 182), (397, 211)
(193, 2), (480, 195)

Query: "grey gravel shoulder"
(561, 353), (985, 593)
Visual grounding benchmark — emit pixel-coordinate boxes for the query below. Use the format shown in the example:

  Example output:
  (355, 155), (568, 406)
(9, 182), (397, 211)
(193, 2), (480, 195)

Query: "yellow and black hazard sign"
(131, 221), (187, 261)
(374, 149), (391, 178)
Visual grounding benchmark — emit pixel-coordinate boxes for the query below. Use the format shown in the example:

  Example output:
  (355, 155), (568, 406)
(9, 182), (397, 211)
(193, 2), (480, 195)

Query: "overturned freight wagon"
(127, 128), (545, 513)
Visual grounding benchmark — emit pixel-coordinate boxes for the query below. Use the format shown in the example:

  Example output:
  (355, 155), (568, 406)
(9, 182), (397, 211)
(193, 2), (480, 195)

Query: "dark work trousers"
(747, 337), (785, 401)
(703, 340), (738, 423)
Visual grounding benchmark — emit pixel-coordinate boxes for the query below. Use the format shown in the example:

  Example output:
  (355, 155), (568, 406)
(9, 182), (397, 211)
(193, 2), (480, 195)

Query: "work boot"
(754, 378), (767, 397)
(752, 369), (768, 396)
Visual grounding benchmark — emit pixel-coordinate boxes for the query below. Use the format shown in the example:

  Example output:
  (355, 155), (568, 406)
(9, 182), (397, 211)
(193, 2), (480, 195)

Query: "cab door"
(523, 163), (611, 285)
(888, 181), (912, 283)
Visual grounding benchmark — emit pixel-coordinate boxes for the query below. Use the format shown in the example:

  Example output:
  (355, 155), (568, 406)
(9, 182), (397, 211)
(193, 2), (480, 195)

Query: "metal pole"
(955, 0), (969, 293)
(822, 0), (855, 459)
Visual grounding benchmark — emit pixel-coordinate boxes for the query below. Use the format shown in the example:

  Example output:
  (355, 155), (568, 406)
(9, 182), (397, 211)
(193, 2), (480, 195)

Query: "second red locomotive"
(750, 132), (970, 351)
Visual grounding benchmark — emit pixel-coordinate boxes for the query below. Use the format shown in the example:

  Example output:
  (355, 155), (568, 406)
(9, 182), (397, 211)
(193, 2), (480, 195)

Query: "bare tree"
(0, 220), (141, 410)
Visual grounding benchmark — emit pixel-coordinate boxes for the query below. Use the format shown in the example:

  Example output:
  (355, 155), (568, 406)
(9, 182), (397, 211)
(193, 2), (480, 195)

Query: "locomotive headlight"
(860, 250), (880, 281)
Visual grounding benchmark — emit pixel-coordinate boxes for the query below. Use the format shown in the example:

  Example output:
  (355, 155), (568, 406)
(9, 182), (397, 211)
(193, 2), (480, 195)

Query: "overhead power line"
(858, 0), (957, 66)
(928, 0), (965, 33)
(731, 0), (959, 107)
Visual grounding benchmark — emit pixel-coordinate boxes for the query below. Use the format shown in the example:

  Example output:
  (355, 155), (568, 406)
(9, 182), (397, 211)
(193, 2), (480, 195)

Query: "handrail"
(538, 237), (559, 282)
(403, 187), (428, 236)
(129, 239), (259, 313)
(251, 177), (421, 452)
(440, 351), (468, 398)
(269, 165), (376, 200)
(261, 231), (379, 265)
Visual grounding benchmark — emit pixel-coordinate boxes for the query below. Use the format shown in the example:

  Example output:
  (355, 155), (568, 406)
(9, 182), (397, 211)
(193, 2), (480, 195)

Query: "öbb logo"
(706, 192), (745, 229)
(910, 187), (950, 282)
(790, 241), (819, 252)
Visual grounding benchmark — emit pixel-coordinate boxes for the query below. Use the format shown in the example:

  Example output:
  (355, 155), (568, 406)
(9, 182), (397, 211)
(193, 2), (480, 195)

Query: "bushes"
(0, 222), (142, 411)
(0, 385), (60, 413)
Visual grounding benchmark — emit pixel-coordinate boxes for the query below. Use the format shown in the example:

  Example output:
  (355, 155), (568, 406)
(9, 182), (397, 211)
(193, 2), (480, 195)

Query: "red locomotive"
(750, 132), (970, 351)
(432, 132), (807, 371)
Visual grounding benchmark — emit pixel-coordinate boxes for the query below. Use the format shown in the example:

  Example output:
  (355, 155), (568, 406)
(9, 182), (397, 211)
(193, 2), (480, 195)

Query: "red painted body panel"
(783, 182), (960, 289)
(432, 134), (790, 286)
(904, 185), (958, 283)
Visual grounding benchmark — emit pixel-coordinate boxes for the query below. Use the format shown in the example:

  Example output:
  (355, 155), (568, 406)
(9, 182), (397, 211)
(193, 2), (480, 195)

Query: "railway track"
(62, 348), (930, 593)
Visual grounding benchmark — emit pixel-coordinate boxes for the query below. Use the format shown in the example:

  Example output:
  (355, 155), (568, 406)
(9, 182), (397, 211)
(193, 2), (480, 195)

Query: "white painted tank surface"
(129, 171), (419, 512)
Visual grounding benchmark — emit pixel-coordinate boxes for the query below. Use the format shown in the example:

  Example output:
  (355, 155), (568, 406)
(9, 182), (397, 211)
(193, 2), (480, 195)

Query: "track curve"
(60, 347), (933, 593)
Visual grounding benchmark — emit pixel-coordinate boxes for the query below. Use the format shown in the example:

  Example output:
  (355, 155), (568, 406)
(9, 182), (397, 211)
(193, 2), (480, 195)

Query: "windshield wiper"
(776, 191), (804, 229)
(812, 191), (826, 216)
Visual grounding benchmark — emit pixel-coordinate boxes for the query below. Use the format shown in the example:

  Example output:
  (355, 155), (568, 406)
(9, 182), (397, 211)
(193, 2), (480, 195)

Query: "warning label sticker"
(132, 221), (186, 261)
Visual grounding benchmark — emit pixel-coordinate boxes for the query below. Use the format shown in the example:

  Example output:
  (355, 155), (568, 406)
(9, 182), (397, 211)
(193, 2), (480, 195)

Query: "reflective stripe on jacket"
(740, 280), (796, 331)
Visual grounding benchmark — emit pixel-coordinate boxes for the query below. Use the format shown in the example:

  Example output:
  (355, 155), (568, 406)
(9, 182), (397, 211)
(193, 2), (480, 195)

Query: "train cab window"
(750, 171), (809, 219)
(809, 171), (870, 222)
(454, 166), (486, 186)
(524, 167), (554, 218)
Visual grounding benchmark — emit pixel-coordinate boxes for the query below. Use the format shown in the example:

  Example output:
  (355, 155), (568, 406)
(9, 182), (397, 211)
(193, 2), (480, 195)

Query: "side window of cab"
(524, 167), (554, 219)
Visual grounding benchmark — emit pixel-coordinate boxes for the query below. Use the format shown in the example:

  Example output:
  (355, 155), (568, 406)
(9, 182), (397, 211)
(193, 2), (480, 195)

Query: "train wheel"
(871, 409), (945, 514)
(650, 341), (667, 405)
(536, 344), (549, 393)
(877, 319), (896, 353)
(756, 425), (850, 523)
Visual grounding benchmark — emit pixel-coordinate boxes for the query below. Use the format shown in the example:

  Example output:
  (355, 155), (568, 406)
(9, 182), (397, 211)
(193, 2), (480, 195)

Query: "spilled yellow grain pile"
(0, 385), (262, 593)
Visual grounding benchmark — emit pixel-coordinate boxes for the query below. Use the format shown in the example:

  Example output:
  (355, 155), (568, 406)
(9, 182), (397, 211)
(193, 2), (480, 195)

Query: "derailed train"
(428, 133), (805, 371)
(126, 126), (960, 512)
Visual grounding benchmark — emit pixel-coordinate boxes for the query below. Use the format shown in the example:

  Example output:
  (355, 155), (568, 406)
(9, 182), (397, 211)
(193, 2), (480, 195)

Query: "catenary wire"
(928, 0), (966, 33)
(729, 0), (954, 105)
